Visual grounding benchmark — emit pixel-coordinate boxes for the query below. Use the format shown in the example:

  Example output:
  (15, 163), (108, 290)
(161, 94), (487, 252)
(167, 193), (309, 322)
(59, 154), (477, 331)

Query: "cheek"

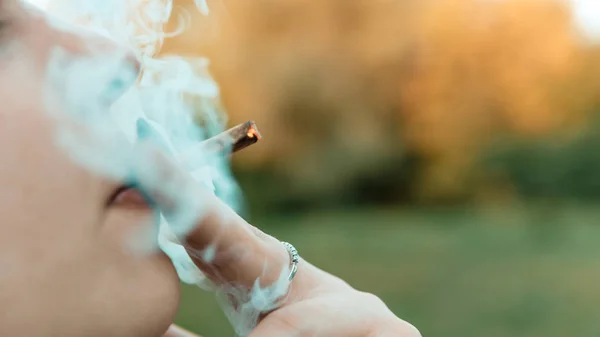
(113, 254), (181, 337)
(92, 209), (181, 337)
(82, 252), (181, 337)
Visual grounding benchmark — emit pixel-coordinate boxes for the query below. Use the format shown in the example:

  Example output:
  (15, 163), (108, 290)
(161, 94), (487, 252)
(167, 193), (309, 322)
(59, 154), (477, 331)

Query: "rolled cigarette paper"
(180, 121), (261, 168)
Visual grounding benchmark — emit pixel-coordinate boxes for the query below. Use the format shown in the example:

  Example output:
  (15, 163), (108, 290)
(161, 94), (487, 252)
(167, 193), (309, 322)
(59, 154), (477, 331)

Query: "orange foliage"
(400, 0), (589, 198)
(161, 0), (417, 167)
(160, 0), (599, 200)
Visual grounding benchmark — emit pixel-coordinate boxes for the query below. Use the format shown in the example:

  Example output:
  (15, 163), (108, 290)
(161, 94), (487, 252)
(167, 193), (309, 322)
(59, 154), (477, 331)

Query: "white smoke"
(31, 0), (290, 335)
(41, 0), (223, 275)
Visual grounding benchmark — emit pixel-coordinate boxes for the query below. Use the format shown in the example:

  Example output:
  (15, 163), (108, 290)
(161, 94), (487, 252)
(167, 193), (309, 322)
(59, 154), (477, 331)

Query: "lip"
(106, 185), (152, 209)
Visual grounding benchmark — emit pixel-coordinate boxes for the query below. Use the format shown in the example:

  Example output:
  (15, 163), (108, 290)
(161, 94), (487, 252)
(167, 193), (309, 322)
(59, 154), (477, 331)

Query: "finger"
(246, 310), (361, 337)
(130, 121), (294, 289)
(246, 319), (304, 337)
(247, 321), (420, 337)
(246, 317), (405, 337)
(182, 196), (290, 288)
(380, 321), (422, 337)
(129, 128), (292, 288)
(163, 325), (202, 337)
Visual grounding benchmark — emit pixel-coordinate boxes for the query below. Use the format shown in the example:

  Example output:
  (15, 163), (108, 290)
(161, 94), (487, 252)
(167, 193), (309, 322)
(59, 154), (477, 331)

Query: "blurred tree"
(485, 116), (600, 202)
(161, 0), (420, 209)
(159, 0), (600, 208)
(401, 0), (591, 202)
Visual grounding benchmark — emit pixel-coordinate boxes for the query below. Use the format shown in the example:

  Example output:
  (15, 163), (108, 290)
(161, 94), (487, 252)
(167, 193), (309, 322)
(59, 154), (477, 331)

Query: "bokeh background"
(158, 0), (600, 336)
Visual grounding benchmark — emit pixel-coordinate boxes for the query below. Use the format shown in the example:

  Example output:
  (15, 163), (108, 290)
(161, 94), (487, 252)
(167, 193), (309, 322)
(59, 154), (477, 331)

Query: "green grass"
(175, 205), (600, 337)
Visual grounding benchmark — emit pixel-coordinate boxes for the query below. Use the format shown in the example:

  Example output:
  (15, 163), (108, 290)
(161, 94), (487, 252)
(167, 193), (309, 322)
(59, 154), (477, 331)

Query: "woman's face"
(0, 1), (180, 336)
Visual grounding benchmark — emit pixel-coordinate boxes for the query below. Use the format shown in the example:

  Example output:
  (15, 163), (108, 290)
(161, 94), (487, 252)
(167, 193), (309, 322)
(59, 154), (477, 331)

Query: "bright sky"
(570, 0), (600, 40)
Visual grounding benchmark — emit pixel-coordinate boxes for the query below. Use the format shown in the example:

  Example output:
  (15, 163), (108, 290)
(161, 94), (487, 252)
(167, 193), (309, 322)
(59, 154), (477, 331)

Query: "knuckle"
(358, 291), (386, 306)
(370, 319), (421, 337)
(392, 320), (422, 337)
(355, 292), (421, 337)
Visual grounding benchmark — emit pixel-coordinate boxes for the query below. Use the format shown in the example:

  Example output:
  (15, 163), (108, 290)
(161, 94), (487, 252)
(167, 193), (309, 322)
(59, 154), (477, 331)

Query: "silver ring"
(281, 241), (299, 281)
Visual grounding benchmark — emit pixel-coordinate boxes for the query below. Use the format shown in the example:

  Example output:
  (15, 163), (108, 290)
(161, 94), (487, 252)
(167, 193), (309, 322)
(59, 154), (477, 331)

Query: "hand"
(144, 169), (420, 337)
